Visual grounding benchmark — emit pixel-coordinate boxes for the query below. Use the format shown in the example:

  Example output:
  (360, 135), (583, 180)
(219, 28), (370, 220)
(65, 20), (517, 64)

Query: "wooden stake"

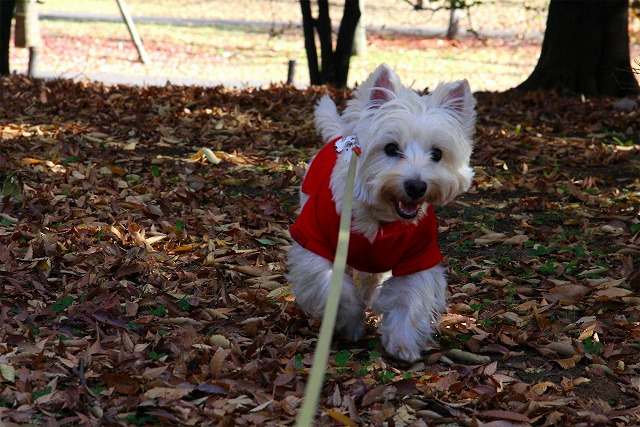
(115, 0), (150, 64)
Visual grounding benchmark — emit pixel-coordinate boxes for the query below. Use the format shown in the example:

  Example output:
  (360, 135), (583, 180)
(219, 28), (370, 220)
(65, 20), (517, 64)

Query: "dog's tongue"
(396, 201), (419, 219)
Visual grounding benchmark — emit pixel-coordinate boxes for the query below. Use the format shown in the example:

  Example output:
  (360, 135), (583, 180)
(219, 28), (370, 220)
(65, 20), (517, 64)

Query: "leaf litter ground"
(0, 75), (639, 426)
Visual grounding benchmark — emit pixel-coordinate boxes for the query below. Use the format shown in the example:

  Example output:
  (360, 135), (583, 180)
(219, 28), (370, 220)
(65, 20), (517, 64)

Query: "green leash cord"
(295, 148), (359, 427)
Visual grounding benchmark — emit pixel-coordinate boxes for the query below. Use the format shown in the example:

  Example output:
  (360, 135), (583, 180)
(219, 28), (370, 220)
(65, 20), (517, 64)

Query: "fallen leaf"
(144, 387), (192, 400)
(325, 409), (357, 427)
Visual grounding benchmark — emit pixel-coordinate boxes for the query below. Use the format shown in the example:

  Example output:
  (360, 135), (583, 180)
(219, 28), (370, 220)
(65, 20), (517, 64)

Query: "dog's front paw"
(372, 267), (447, 362)
(381, 330), (422, 362)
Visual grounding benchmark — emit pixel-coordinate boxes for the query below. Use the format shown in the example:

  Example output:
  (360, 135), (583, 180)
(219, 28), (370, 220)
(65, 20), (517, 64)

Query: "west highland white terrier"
(287, 64), (476, 362)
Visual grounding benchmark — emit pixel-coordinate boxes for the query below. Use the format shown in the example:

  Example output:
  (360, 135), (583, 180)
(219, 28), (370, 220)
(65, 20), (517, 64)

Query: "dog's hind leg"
(287, 243), (367, 341)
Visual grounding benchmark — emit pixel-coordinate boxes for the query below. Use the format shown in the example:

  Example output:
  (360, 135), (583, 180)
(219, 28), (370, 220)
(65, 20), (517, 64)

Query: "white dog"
(287, 64), (475, 361)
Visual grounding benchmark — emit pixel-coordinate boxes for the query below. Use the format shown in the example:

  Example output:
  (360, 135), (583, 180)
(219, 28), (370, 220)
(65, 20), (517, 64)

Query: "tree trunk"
(517, 0), (639, 97)
(316, 1), (334, 83)
(300, 1), (320, 85)
(333, 1), (360, 87)
(445, 0), (460, 40)
(299, 0), (361, 87)
(15, 0), (41, 77)
(352, 0), (366, 56)
(0, 0), (17, 76)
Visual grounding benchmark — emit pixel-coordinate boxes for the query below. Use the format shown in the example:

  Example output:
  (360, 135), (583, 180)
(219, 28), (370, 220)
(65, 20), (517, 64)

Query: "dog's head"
(321, 64), (476, 225)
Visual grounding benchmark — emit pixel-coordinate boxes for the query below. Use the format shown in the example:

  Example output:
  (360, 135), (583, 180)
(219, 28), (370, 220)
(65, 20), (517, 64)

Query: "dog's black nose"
(404, 179), (427, 200)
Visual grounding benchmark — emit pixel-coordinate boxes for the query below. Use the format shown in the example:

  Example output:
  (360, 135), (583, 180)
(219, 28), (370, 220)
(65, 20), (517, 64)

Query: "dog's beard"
(377, 178), (426, 222)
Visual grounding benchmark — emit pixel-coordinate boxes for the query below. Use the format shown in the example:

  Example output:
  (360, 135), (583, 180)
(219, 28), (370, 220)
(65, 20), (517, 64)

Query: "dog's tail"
(314, 95), (342, 143)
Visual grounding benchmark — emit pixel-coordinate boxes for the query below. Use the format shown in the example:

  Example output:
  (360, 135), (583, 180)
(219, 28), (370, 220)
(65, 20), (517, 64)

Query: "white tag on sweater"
(334, 135), (361, 162)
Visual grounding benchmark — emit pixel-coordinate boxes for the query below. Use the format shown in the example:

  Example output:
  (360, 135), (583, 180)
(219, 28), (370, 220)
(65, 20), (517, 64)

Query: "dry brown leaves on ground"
(0, 75), (639, 426)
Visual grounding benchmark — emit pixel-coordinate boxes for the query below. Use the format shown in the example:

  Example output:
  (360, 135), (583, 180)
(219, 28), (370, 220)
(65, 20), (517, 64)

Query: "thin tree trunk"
(299, 0), (360, 87)
(300, 0), (320, 85)
(352, 0), (366, 56)
(0, 0), (17, 76)
(445, 0), (460, 40)
(316, 0), (334, 83)
(333, 2), (361, 87)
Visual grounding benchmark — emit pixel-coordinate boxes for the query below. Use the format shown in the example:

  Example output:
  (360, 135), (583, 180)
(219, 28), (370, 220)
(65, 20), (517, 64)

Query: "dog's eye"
(384, 143), (400, 157)
(431, 148), (442, 162)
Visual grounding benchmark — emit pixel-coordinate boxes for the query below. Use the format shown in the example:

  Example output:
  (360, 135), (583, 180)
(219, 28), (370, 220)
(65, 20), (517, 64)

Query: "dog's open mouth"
(395, 200), (420, 220)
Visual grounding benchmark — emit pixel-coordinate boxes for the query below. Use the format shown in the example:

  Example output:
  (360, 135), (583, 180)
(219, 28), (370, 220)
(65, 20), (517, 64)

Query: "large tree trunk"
(0, 0), (17, 76)
(517, 0), (639, 97)
(299, 0), (361, 87)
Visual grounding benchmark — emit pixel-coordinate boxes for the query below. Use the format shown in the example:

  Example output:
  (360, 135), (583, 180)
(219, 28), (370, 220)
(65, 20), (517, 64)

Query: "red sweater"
(289, 142), (442, 276)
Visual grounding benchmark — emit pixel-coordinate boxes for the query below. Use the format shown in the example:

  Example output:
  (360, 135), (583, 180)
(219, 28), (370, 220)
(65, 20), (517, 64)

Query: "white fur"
(288, 64), (475, 362)
(288, 243), (368, 340)
(372, 266), (447, 362)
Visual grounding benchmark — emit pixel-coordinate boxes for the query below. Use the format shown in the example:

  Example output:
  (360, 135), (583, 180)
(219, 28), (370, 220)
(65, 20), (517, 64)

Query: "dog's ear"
(314, 95), (342, 142)
(369, 65), (396, 107)
(431, 80), (476, 135)
(359, 64), (398, 109)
